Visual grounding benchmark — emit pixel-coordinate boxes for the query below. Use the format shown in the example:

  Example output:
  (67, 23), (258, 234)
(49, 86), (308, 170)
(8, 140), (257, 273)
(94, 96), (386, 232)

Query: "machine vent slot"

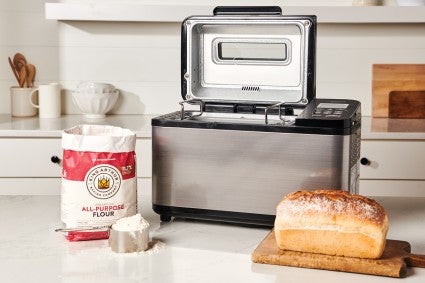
(242, 86), (260, 92)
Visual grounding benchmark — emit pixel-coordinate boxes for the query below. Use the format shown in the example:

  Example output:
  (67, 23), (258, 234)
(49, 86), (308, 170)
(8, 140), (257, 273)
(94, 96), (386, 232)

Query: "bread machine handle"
(213, 6), (282, 16)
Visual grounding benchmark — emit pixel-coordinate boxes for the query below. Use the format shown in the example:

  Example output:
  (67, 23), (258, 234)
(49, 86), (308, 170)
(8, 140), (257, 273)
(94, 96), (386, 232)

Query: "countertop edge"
(1, 115), (425, 140)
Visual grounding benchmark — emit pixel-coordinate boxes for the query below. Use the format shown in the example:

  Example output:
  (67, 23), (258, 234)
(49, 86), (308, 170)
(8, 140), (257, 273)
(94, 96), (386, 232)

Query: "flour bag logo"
(85, 165), (122, 199)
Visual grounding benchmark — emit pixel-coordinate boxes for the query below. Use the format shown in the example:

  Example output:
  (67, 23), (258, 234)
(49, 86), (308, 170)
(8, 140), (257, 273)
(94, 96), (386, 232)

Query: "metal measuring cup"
(109, 225), (149, 253)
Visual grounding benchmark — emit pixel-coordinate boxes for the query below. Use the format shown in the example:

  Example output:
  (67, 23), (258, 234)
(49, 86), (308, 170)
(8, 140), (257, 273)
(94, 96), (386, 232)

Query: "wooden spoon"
(13, 53), (26, 71)
(8, 57), (20, 86)
(26, 64), (36, 88)
(13, 53), (29, 87)
(18, 65), (27, 88)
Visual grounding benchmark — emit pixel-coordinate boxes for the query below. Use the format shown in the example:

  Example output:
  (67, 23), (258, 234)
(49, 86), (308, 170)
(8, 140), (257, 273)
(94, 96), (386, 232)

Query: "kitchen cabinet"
(359, 117), (425, 197)
(360, 140), (424, 180)
(0, 138), (62, 177)
(0, 115), (153, 194)
(0, 137), (151, 194)
(0, 137), (151, 177)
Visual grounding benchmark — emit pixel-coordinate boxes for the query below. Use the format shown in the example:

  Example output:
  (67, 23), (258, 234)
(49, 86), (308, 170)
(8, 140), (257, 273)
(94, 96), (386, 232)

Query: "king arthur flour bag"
(61, 125), (137, 230)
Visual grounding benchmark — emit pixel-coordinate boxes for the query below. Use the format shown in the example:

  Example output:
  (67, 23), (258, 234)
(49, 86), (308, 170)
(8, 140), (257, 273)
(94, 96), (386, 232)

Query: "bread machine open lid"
(181, 7), (316, 108)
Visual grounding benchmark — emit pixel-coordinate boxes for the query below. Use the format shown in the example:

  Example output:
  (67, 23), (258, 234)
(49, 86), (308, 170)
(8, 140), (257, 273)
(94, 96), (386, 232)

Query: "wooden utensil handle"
(18, 67), (27, 88)
(406, 253), (425, 268)
(8, 57), (20, 85)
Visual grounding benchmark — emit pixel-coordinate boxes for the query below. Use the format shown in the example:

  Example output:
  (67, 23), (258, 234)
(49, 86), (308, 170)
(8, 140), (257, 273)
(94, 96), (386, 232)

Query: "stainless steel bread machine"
(151, 7), (361, 225)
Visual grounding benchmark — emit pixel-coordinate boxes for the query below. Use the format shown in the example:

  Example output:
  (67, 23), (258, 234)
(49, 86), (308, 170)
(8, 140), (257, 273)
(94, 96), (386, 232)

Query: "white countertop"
(361, 117), (425, 140)
(1, 194), (425, 282)
(1, 114), (425, 140)
(0, 114), (155, 138)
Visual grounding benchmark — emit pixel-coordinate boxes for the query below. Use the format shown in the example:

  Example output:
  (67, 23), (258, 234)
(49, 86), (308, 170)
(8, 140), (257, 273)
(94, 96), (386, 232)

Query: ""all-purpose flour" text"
(82, 204), (125, 217)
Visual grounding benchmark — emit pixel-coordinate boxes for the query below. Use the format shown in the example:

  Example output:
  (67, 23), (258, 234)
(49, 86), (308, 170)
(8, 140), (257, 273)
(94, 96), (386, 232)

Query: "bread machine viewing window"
(213, 39), (291, 65)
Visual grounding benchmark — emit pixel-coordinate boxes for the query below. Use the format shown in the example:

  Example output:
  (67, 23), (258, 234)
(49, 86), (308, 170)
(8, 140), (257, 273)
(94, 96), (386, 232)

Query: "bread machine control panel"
(295, 98), (361, 129)
(312, 103), (349, 119)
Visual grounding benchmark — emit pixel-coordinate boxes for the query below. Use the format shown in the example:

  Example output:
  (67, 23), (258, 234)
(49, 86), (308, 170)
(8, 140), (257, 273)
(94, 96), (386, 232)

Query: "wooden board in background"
(251, 230), (425, 278)
(372, 64), (425, 117)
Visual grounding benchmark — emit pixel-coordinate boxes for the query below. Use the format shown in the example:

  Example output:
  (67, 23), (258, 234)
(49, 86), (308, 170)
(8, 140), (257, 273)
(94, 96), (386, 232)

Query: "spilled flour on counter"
(73, 239), (166, 258)
(134, 240), (166, 255)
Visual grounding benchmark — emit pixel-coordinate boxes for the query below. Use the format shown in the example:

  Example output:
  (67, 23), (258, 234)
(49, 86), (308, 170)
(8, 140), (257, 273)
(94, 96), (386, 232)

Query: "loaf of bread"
(274, 190), (389, 259)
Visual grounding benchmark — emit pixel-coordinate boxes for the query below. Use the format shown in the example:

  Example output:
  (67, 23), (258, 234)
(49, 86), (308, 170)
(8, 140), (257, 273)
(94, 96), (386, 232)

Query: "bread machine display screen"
(317, 103), (349, 109)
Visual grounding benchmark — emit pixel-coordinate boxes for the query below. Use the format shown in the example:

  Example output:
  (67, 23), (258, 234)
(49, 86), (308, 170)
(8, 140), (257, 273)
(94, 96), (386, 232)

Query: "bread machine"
(151, 7), (361, 225)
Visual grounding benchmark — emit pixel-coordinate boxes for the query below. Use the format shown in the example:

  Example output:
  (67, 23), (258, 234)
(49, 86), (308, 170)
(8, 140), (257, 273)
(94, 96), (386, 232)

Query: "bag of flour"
(61, 125), (137, 233)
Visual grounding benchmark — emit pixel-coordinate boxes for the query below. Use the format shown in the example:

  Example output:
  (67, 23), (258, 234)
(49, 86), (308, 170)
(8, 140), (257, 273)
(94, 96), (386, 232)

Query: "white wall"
(0, 0), (424, 116)
(0, 0), (60, 114)
(316, 23), (425, 116)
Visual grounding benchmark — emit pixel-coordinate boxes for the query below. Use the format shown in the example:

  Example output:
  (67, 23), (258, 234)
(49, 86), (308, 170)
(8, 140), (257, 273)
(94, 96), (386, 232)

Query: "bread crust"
(274, 190), (389, 259)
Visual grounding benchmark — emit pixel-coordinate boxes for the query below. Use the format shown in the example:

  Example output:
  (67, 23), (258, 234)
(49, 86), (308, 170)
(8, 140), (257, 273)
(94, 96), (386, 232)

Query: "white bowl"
(75, 82), (117, 95)
(352, 0), (381, 6)
(396, 0), (425, 5)
(72, 90), (119, 119)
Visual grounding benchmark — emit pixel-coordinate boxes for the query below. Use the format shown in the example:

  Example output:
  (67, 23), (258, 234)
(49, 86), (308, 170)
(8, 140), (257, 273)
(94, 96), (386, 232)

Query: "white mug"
(30, 83), (61, 118)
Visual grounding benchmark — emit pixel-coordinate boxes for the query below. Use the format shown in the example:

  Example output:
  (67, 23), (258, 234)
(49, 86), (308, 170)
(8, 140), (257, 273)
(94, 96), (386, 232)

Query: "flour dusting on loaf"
(274, 190), (389, 259)
(277, 190), (386, 225)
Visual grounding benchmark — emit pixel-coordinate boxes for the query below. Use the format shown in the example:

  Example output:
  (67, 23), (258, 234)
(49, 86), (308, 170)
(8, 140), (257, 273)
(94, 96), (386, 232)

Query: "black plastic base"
(153, 204), (275, 227)
(160, 214), (172, 222)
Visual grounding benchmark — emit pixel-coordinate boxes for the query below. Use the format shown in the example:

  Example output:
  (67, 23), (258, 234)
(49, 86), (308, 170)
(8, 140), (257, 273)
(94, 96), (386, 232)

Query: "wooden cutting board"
(372, 64), (425, 117)
(389, 91), (425, 118)
(251, 230), (425, 278)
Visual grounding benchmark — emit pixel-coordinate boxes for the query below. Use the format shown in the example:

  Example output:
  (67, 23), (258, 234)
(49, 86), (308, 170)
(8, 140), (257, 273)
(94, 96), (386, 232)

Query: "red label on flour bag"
(61, 125), (137, 233)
